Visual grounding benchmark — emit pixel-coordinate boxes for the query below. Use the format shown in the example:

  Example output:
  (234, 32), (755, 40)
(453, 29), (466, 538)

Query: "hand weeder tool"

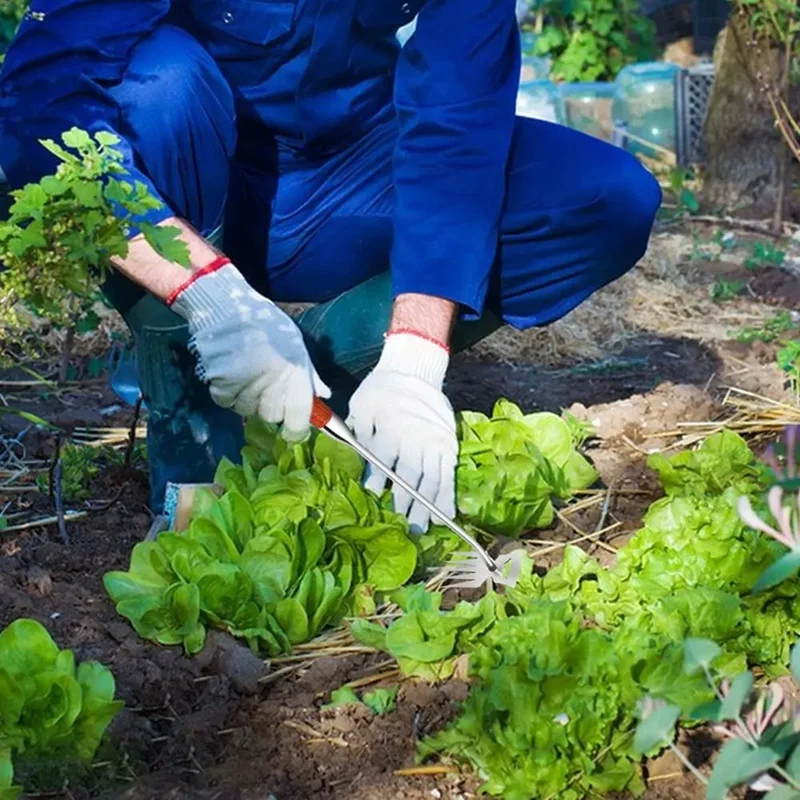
(310, 397), (523, 590)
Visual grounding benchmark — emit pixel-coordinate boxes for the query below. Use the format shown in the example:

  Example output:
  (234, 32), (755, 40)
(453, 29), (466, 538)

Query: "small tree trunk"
(58, 325), (75, 384)
(770, 37), (794, 235)
(703, 19), (791, 215)
(772, 142), (789, 234)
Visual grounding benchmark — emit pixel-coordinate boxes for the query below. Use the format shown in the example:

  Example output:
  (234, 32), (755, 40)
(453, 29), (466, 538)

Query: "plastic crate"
(675, 61), (714, 166)
(560, 82), (617, 141)
(517, 80), (565, 124)
(521, 54), (552, 83)
(613, 62), (680, 158)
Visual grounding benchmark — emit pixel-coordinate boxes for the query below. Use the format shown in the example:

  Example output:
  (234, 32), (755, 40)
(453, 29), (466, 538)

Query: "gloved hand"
(167, 256), (330, 440)
(347, 331), (457, 533)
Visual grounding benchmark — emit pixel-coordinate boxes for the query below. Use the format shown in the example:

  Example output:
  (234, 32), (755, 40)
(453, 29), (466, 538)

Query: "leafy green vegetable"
(322, 686), (361, 710)
(646, 429), (766, 499)
(456, 400), (598, 537)
(107, 399), (600, 655)
(407, 432), (800, 797)
(0, 619), (122, 797)
(322, 685), (398, 716)
(105, 421), (417, 655)
(362, 687), (398, 716)
(419, 601), (648, 800)
(352, 589), (512, 681)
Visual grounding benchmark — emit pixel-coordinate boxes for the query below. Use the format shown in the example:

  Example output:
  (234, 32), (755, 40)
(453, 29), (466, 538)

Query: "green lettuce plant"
(0, 619), (123, 799)
(104, 419), (418, 655)
(323, 685), (398, 716)
(352, 584), (513, 681)
(456, 400), (598, 536)
(105, 399), (599, 654)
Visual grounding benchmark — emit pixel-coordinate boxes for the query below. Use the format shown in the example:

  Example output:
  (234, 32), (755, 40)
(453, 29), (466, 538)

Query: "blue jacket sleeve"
(390, 0), (520, 316)
(0, 0), (173, 230)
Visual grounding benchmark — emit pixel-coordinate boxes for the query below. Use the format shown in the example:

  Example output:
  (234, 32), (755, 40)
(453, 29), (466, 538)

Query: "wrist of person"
(380, 293), (456, 389)
(113, 217), (223, 303)
(389, 293), (457, 348)
(378, 331), (449, 389)
(167, 256), (269, 332)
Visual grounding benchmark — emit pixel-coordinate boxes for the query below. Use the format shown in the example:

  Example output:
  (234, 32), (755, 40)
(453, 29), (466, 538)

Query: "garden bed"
(1, 227), (799, 799)
(0, 377), (682, 800)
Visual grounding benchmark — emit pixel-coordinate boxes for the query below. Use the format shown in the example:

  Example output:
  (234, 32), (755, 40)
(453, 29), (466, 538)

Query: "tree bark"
(703, 19), (793, 215)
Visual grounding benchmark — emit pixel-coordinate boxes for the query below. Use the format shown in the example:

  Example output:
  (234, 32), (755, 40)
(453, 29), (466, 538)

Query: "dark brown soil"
(448, 335), (722, 416)
(0, 366), (718, 800)
(749, 266), (800, 310)
(681, 253), (800, 313)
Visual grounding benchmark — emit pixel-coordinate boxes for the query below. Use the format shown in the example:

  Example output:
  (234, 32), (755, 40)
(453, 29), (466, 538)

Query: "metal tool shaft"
(309, 396), (499, 573)
(323, 425), (498, 573)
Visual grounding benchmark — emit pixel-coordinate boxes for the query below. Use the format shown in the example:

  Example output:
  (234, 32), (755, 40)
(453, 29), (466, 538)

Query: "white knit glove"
(347, 332), (457, 533)
(168, 258), (330, 440)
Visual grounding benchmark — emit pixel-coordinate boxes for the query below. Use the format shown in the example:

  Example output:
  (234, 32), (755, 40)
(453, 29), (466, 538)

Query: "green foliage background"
(521, 0), (656, 81)
(0, 0), (26, 63)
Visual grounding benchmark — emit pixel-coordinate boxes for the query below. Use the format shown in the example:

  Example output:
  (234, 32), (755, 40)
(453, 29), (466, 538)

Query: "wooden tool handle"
(310, 396), (334, 429)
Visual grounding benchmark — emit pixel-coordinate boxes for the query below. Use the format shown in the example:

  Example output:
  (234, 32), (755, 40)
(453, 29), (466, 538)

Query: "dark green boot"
(102, 272), (244, 513)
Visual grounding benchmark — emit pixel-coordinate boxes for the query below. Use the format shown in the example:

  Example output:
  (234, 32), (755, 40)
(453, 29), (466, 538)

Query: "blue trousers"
(100, 26), (661, 511)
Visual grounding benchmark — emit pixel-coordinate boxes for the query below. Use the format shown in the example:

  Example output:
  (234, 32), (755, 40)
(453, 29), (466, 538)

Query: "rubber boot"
(102, 271), (244, 513)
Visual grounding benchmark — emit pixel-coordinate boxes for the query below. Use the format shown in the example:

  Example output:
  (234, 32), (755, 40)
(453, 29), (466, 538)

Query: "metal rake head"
(442, 549), (524, 590)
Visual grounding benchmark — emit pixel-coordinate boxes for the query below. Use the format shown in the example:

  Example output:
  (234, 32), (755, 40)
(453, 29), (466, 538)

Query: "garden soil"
(1, 228), (797, 799)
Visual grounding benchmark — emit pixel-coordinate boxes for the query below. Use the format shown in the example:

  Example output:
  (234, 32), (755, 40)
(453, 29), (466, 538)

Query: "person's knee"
(112, 26), (234, 168)
(110, 25), (236, 230)
(603, 152), (662, 260)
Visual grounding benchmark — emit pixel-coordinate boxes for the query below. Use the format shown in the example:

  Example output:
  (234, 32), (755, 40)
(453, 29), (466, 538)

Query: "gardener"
(0, 1), (661, 529)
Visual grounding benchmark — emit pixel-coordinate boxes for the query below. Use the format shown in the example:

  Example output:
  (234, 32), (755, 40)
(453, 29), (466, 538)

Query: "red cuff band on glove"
(165, 256), (231, 307)
(387, 328), (451, 354)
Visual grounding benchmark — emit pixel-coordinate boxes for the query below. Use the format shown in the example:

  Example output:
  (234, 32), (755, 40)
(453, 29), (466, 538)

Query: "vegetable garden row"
(4, 396), (800, 800)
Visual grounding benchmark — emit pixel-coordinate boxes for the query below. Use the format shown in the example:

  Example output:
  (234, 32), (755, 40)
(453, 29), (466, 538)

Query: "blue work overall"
(0, 1), (661, 511)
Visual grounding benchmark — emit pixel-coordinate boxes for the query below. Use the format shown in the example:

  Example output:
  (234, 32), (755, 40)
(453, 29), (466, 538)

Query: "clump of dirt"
(567, 381), (715, 448)
(749, 266), (800, 309)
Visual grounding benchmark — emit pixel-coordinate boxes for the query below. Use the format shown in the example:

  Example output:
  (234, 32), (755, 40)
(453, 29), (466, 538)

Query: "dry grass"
(470, 230), (782, 368)
(645, 385), (800, 449)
